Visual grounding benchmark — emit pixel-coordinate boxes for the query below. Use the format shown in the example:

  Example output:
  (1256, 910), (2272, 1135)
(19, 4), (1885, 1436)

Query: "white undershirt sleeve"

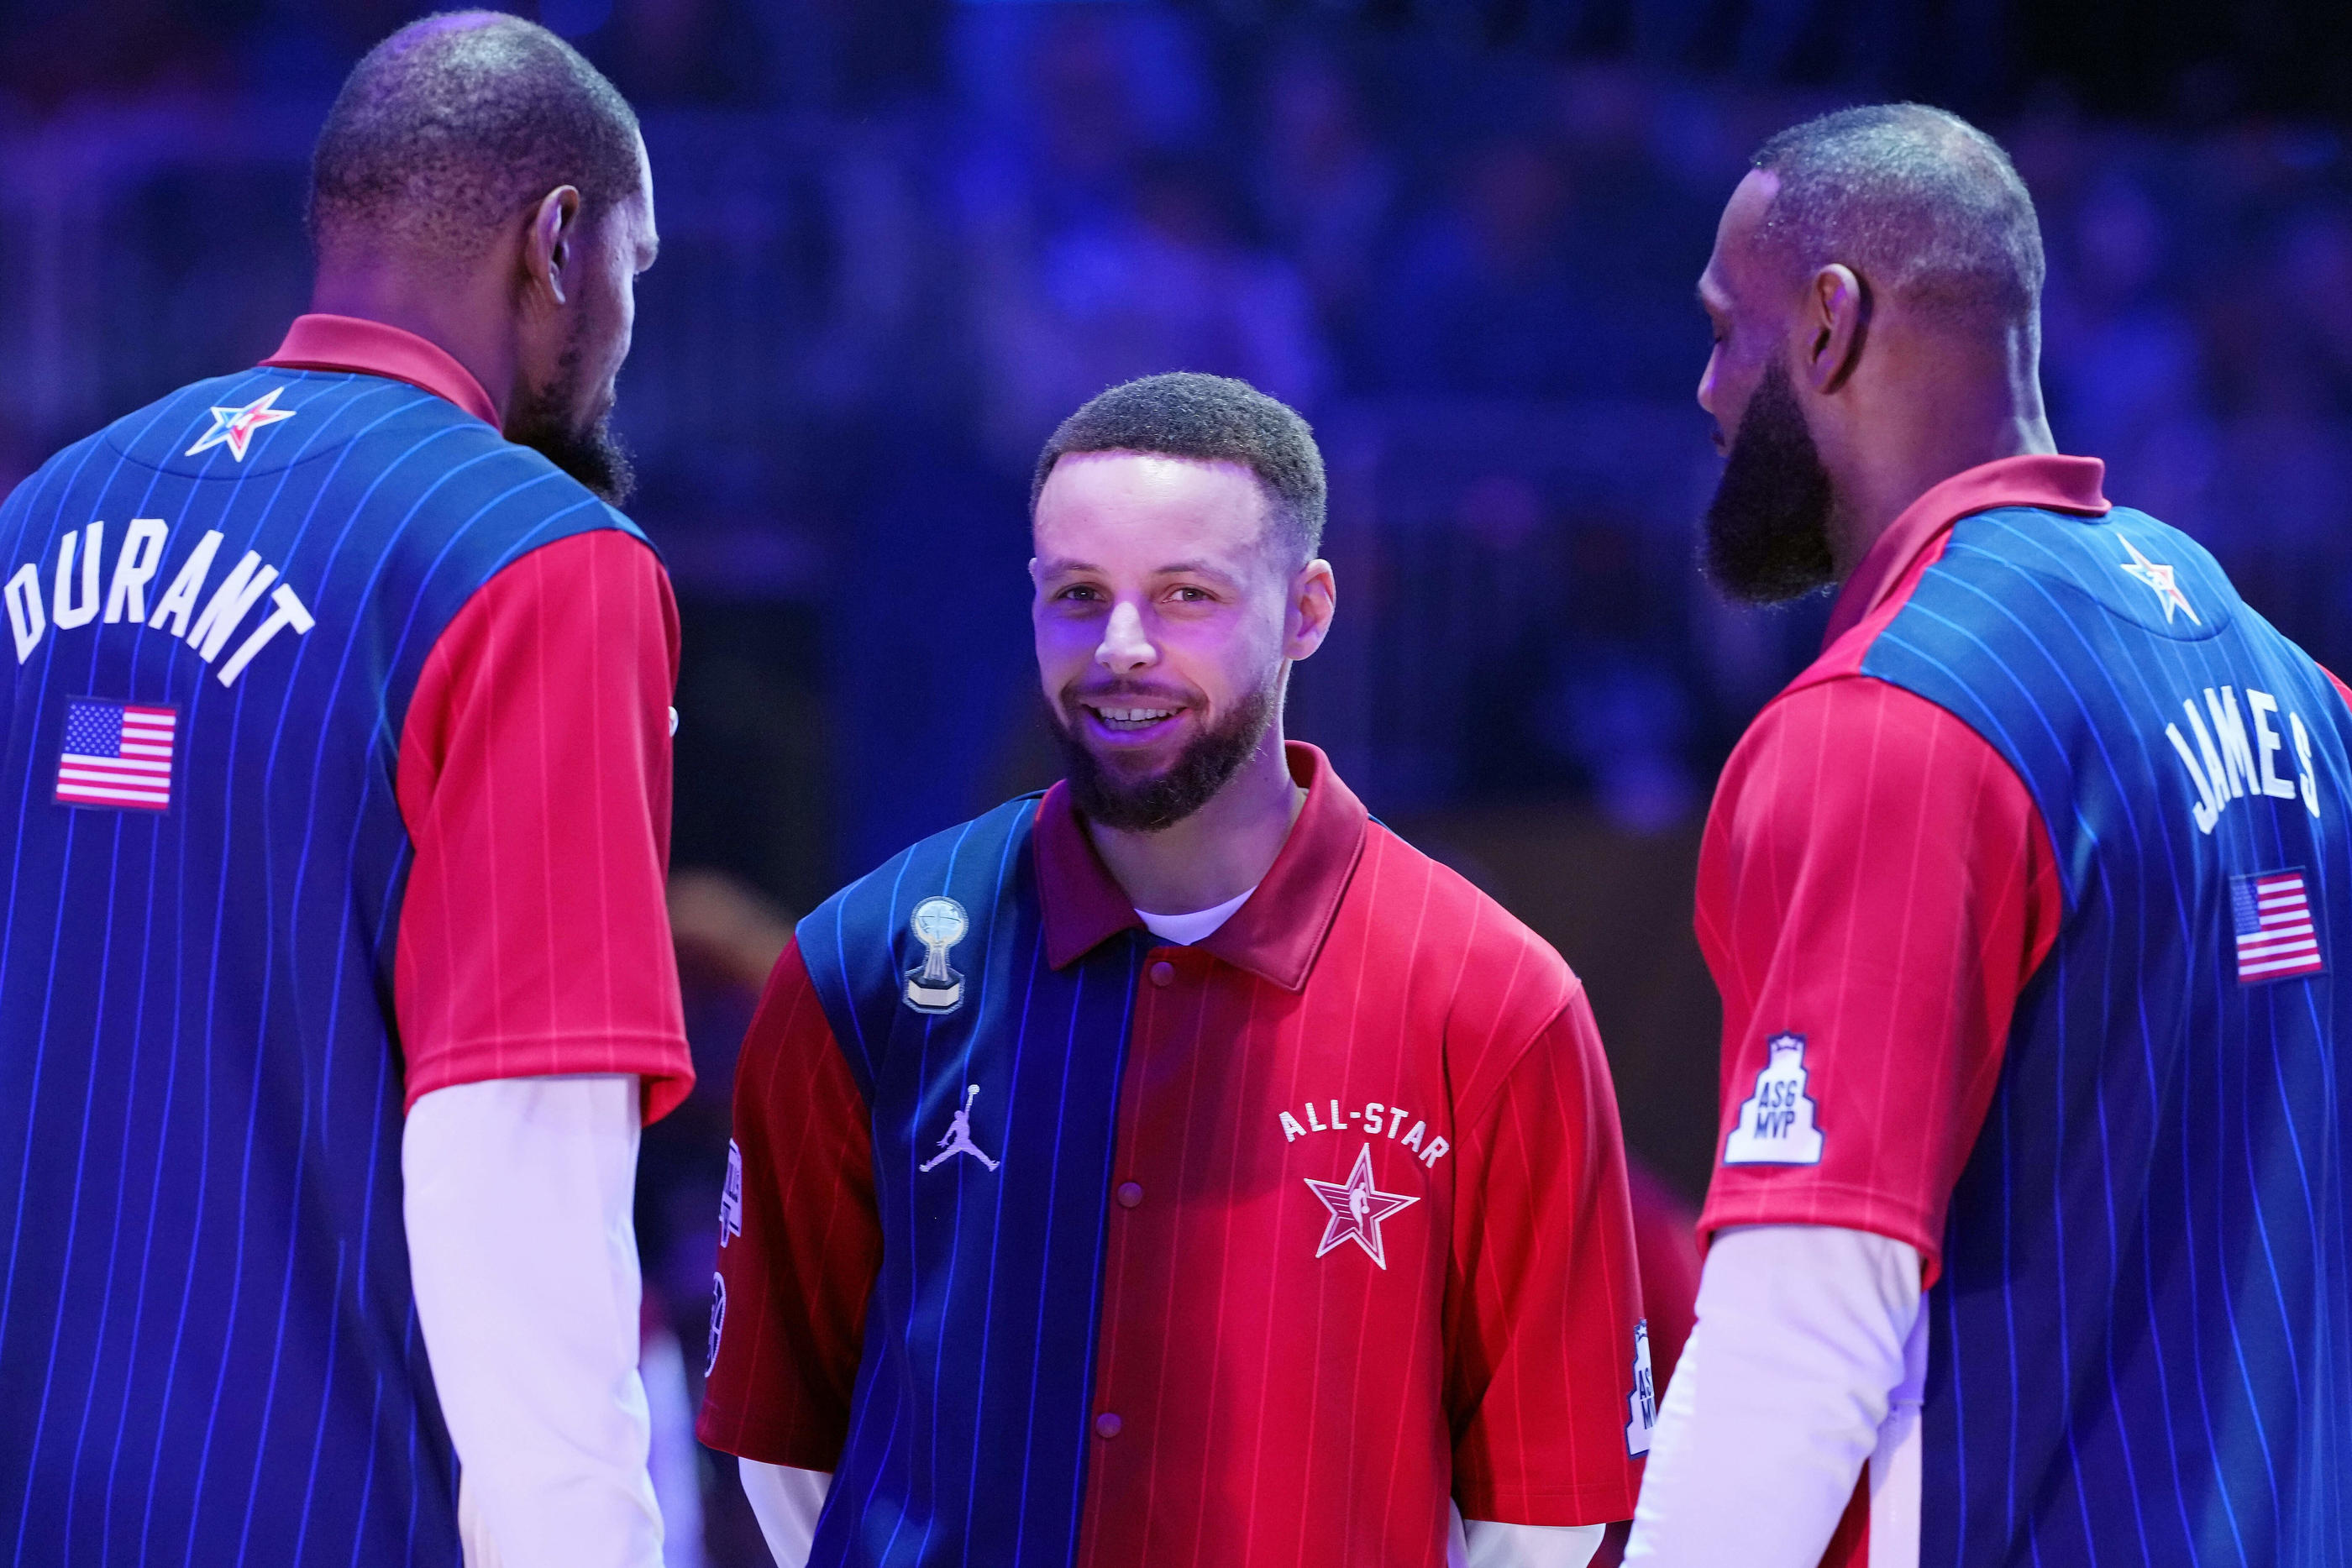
(404, 1074), (663, 1568)
(740, 1460), (832, 1568)
(1447, 1505), (1605, 1568)
(1622, 1224), (1924, 1568)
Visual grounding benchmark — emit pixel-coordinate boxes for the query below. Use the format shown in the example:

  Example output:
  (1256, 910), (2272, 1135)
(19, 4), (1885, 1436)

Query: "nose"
(1095, 600), (1157, 674)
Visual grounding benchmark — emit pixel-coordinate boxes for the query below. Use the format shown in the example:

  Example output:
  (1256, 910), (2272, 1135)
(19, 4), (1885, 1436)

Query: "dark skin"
(1696, 169), (2056, 582)
(307, 17), (659, 438)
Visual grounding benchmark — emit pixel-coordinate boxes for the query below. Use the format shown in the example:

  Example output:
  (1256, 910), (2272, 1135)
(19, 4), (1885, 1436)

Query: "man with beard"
(1627, 106), (2352, 1567)
(0, 14), (689, 1566)
(701, 373), (1650, 1568)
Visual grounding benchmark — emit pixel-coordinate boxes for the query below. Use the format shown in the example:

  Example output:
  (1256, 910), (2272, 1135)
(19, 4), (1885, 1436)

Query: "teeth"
(1097, 707), (1175, 723)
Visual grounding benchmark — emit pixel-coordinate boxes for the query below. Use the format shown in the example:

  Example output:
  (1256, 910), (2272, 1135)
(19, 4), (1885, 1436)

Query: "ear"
(1285, 559), (1337, 661)
(522, 186), (585, 307)
(1799, 263), (1870, 395)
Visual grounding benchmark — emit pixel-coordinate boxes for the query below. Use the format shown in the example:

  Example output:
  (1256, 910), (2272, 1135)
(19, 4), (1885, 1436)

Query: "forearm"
(1450, 1506), (1604, 1568)
(404, 1074), (662, 1568)
(741, 1460), (832, 1567)
(1623, 1225), (1923, 1567)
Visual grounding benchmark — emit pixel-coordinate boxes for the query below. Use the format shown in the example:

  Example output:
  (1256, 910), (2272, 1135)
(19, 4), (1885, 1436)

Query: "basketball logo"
(904, 895), (969, 1015)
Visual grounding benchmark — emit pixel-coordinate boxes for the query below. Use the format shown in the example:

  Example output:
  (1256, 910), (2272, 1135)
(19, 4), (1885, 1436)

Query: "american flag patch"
(55, 699), (176, 811)
(2232, 869), (2324, 983)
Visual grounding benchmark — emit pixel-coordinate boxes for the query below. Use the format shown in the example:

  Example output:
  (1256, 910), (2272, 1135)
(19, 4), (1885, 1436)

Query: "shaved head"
(308, 11), (642, 265)
(1748, 103), (2044, 333)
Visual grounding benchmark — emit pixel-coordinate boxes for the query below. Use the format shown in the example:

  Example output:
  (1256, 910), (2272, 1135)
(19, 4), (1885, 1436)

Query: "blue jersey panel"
(1861, 505), (2352, 1568)
(0, 368), (646, 1565)
(794, 798), (1141, 1568)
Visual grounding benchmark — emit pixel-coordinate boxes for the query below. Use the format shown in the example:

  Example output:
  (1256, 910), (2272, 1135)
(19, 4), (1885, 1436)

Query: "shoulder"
(801, 794), (1045, 952)
(1351, 818), (1582, 1026)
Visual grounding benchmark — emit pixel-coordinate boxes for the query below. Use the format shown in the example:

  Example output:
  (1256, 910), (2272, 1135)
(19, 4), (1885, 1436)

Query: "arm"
(1447, 986), (1647, 1534)
(405, 1077), (660, 1567)
(698, 940), (883, 1471)
(392, 531), (696, 1566)
(1623, 1226), (1924, 1565)
(740, 1460), (832, 1568)
(1628, 677), (2060, 1566)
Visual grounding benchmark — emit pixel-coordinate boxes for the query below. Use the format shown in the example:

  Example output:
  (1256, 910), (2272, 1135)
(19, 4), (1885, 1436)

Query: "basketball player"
(0, 16), (690, 1565)
(701, 373), (1651, 1567)
(1625, 106), (2352, 1565)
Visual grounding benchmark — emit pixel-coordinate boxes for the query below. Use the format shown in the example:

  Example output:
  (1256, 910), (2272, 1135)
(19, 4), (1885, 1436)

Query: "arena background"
(3, 0), (2349, 1558)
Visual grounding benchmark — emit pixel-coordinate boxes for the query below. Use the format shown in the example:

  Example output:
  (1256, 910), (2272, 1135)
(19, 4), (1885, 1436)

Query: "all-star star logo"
(186, 387), (297, 462)
(2118, 536), (2200, 626)
(1303, 1143), (1420, 1269)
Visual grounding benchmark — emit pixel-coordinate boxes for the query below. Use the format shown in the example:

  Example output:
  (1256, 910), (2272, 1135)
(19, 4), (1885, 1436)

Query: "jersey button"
(1148, 961), (1175, 986)
(1095, 1412), (1122, 1440)
(1116, 1182), (1143, 1209)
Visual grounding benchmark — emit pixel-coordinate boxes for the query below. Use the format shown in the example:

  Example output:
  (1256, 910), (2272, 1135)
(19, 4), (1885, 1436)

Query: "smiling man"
(1627, 106), (2352, 1568)
(701, 373), (1650, 1568)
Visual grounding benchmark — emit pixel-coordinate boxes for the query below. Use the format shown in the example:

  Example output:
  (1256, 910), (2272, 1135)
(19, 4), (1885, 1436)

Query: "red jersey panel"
(1693, 674), (2062, 1281)
(393, 528), (694, 1120)
(701, 744), (1647, 1565)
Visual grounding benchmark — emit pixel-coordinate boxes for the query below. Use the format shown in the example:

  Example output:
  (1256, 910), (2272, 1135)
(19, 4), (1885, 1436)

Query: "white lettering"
(2292, 712), (2323, 819)
(1400, 1120), (1425, 1152)
(186, 551), (279, 661)
(1279, 1111), (1308, 1142)
(2249, 690), (2298, 800)
(1386, 1106), (1408, 1137)
(148, 530), (224, 638)
(215, 584), (315, 686)
(1305, 1101), (1327, 1133)
(2182, 699), (2231, 806)
(104, 519), (168, 623)
(2165, 722), (2222, 835)
(5, 563), (45, 662)
(1419, 1135), (1450, 1167)
(1329, 1099), (1344, 1130)
(52, 522), (101, 630)
(2205, 687), (2258, 799)
(1362, 1101), (1384, 1130)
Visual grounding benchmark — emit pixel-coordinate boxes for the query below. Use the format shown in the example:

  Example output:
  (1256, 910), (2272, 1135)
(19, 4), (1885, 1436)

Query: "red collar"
(261, 314), (501, 429)
(1035, 741), (1369, 991)
(1821, 454), (2111, 648)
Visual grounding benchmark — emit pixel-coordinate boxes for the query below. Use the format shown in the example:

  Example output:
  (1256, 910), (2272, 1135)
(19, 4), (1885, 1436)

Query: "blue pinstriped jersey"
(1862, 505), (2352, 1566)
(0, 366), (643, 1565)
(793, 796), (1142, 1568)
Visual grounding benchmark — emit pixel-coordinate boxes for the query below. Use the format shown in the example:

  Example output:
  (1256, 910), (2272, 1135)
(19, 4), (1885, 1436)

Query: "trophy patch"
(904, 895), (970, 1015)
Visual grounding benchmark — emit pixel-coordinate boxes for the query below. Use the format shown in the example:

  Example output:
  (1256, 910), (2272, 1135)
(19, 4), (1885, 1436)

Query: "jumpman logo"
(919, 1083), (999, 1172)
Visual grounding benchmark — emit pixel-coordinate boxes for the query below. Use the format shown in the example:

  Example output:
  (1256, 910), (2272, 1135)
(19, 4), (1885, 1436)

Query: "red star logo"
(2118, 536), (2200, 626)
(186, 387), (297, 462)
(1303, 1143), (1420, 1269)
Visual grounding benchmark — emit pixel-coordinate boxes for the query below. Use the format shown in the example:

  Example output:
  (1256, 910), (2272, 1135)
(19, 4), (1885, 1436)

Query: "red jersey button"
(1148, 961), (1175, 986)
(1095, 1412), (1122, 1439)
(1116, 1182), (1143, 1208)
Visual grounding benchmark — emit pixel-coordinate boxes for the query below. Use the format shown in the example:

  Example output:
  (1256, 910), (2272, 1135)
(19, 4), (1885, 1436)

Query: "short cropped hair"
(309, 12), (642, 263)
(1751, 103), (2044, 330)
(1032, 374), (1327, 563)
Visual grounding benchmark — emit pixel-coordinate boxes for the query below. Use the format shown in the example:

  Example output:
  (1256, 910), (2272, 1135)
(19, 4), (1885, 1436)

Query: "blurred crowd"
(5, 2), (2352, 1560)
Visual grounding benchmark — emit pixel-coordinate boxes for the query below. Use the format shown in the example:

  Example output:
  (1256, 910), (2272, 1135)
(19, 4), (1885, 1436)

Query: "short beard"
(1049, 679), (1279, 833)
(1701, 355), (1837, 605)
(507, 336), (637, 507)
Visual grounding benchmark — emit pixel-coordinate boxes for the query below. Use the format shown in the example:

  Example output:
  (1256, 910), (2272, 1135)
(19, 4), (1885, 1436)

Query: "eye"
(1056, 584), (1105, 603)
(1168, 585), (1214, 604)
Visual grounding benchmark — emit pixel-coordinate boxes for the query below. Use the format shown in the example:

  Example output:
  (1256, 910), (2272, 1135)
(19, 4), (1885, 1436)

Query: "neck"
(1823, 323), (2056, 581)
(308, 254), (519, 423)
(1084, 731), (1305, 915)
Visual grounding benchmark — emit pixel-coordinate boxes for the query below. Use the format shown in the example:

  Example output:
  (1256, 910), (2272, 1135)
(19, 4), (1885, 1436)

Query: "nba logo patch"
(2231, 869), (2324, 983)
(55, 698), (176, 811)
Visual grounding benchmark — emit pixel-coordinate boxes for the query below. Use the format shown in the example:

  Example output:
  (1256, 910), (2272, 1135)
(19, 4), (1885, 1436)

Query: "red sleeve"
(1447, 984), (1646, 1526)
(697, 939), (882, 1468)
(1693, 676), (2063, 1283)
(392, 529), (693, 1120)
